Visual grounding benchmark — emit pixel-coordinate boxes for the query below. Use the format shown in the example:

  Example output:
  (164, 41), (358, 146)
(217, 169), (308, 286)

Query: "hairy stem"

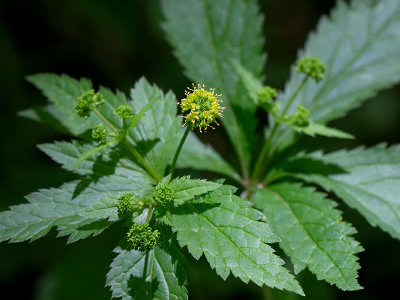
(169, 126), (191, 179)
(93, 109), (161, 182)
(251, 75), (309, 183)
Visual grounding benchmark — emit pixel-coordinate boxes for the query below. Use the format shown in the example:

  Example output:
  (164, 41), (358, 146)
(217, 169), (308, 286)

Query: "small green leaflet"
(289, 144), (400, 241)
(162, 0), (266, 173)
(106, 230), (188, 300)
(169, 176), (222, 205)
(253, 183), (363, 291)
(291, 122), (354, 139)
(161, 185), (304, 295)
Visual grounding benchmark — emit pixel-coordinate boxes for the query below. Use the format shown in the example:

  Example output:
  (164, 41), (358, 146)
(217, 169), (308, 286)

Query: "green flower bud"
(113, 104), (134, 119)
(179, 84), (225, 132)
(153, 183), (175, 207)
(257, 86), (278, 113)
(296, 57), (325, 82)
(117, 193), (137, 216)
(92, 124), (109, 145)
(75, 89), (104, 118)
(127, 223), (160, 251)
(288, 105), (310, 127)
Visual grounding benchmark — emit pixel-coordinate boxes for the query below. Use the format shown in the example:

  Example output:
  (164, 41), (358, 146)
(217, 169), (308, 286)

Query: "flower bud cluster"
(113, 105), (134, 119)
(287, 105), (310, 127)
(75, 89), (104, 118)
(257, 86), (278, 114)
(296, 57), (325, 82)
(153, 183), (175, 207)
(92, 124), (109, 145)
(127, 223), (160, 251)
(179, 84), (225, 132)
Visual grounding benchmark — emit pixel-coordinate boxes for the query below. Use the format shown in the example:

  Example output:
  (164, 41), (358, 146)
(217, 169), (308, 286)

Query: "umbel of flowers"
(179, 83), (225, 132)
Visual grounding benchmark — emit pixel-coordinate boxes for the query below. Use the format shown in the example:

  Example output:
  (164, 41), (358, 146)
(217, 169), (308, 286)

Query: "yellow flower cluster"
(179, 84), (225, 132)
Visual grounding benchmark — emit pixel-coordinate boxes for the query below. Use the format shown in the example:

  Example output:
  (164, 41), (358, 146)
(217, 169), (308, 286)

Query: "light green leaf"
(18, 105), (70, 134)
(177, 132), (237, 178)
(162, 0), (266, 173)
(128, 78), (181, 176)
(38, 140), (152, 183)
(292, 144), (400, 241)
(26, 73), (97, 135)
(106, 233), (188, 300)
(169, 176), (222, 205)
(271, 0), (400, 149)
(162, 185), (304, 295)
(0, 174), (153, 244)
(253, 183), (363, 291)
(291, 122), (354, 139)
(72, 138), (118, 169)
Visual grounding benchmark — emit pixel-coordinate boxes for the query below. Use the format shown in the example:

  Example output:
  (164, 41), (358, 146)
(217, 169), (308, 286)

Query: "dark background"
(0, 0), (399, 299)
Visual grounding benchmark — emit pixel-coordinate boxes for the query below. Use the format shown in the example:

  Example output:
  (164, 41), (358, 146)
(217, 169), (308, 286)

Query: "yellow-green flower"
(179, 84), (225, 132)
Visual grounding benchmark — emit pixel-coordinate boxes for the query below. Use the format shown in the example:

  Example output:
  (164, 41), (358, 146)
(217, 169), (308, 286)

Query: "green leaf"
(162, 185), (304, 295)
(18, 105), (70, 134)
(253, 183), (363, 291)
(291, 122), (354, 139)
(128, 78), (181, 176)
(291, 144), (400, 241)
(0, 174), (153, 244)
(272, 0), (400, 149)
(26, 73), (97, 135)
(169, 176), (222, 205)
(38, 140), (152, 183)
(106, 233), (188, 299)
(162, 0), (266, 173)
(178, 132), (237, 178)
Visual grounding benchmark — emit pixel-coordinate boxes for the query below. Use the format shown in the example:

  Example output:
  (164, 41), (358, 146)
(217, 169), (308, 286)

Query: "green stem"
(251, 75), (309, 183)
(93, 109), (161, 182)
(169, 126), (191, 179)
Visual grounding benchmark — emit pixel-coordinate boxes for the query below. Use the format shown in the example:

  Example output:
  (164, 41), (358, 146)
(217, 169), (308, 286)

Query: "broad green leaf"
(26, 73), (97, 135)
(177, 132), (237, 178)
(106, 233), (188, 300)
(128, 78), (181, 176)
(271, 0), (400, 149)
(162, 0), (266, 173)
(0, 175), (153, 244)
(169, 176), (222, 205)
(291, 122), (354, 139)
(162, 185), (304, 295)
(253, 183), (363, 291)
(38, 140), (152, 183)
(289, 144), (400, 241)
(18, 105), (70, 134)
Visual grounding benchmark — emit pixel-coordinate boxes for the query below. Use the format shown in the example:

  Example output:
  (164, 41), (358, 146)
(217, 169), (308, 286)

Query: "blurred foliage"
(0, 0), (399, 299)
